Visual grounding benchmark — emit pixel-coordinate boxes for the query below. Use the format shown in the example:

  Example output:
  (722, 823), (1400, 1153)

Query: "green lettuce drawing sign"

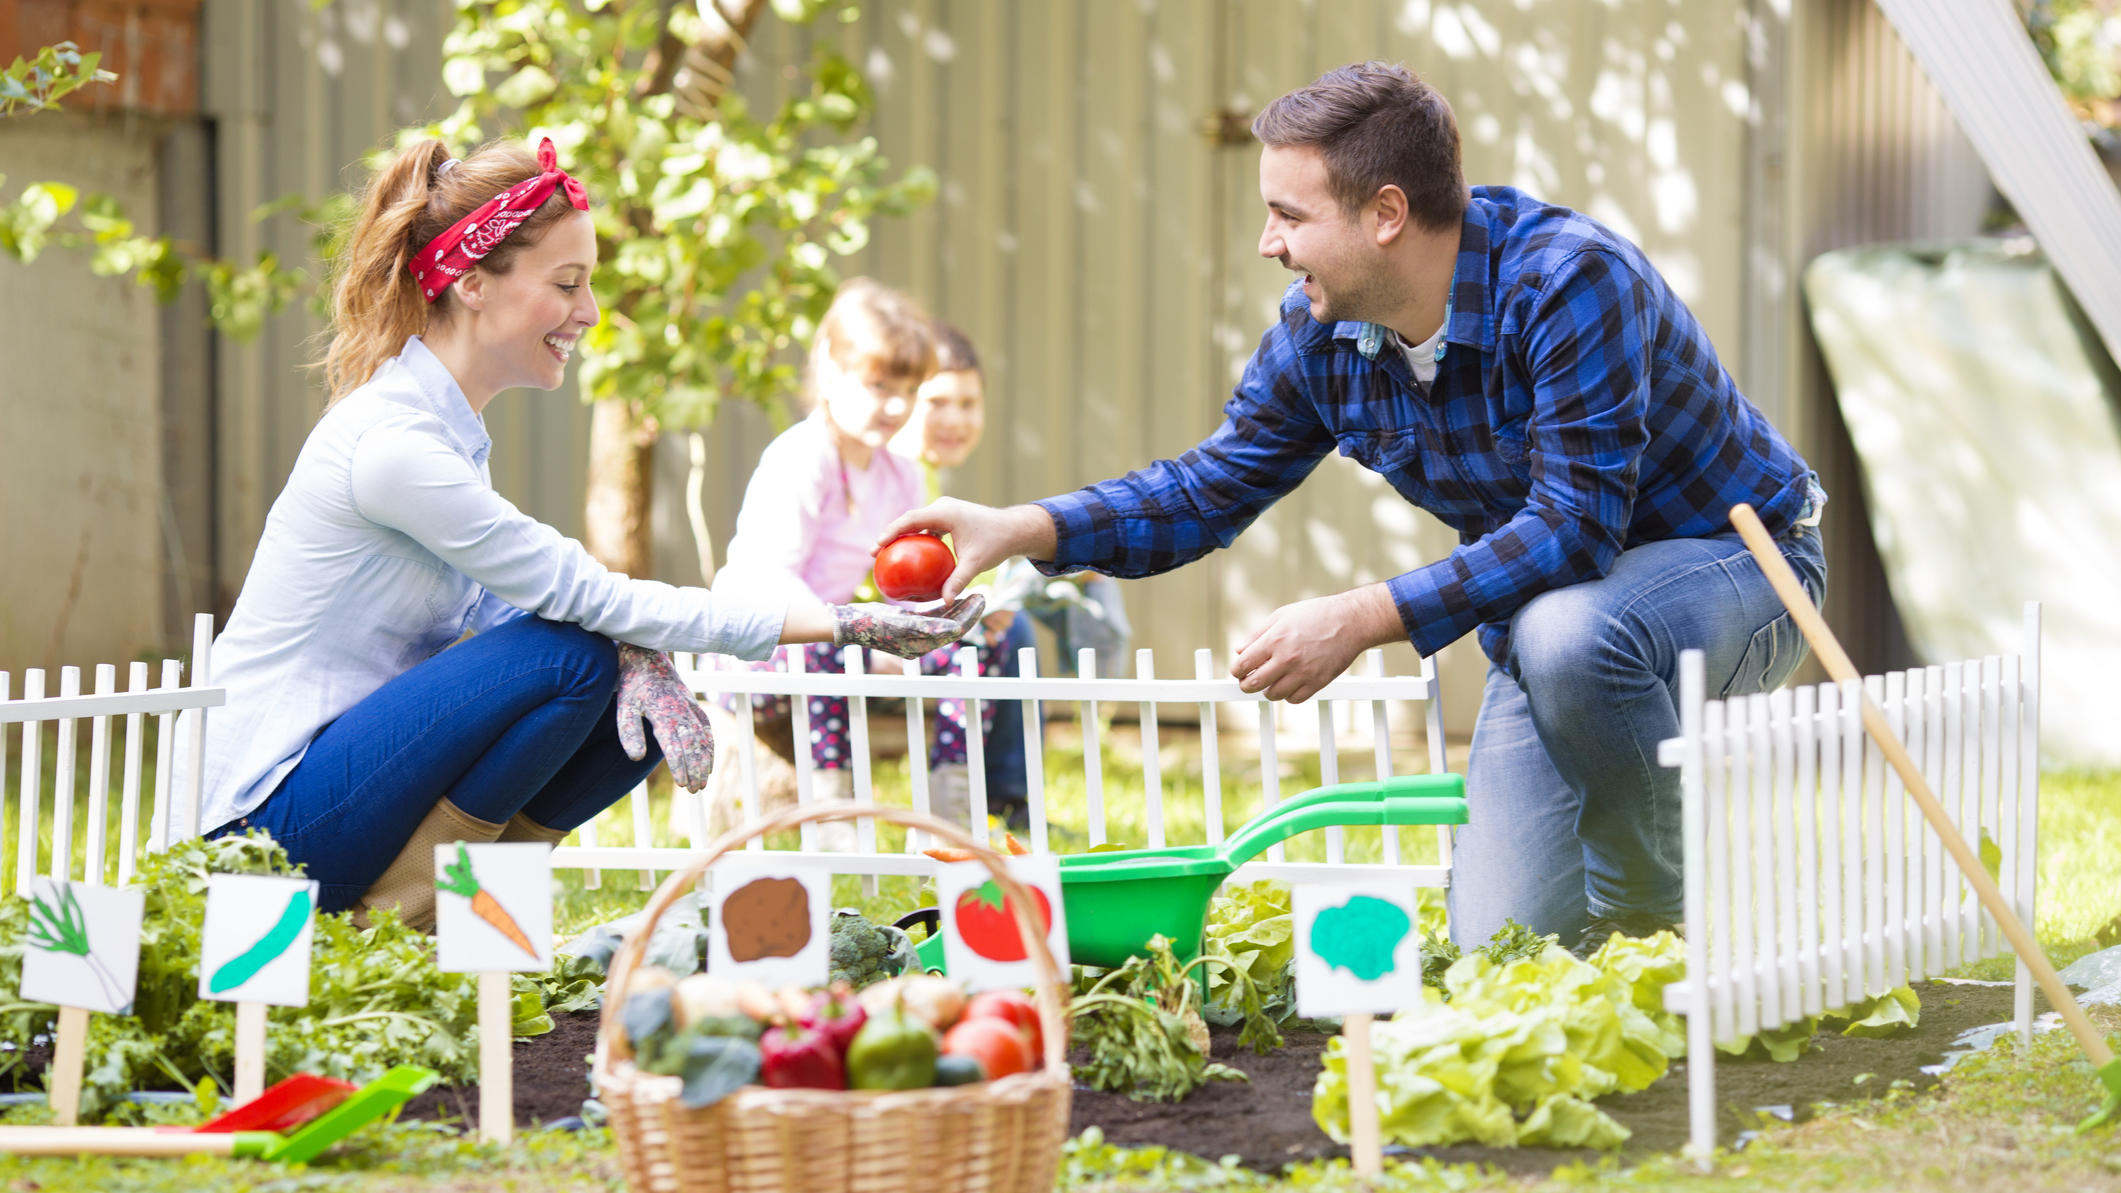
(1293, 884), (1424, 1019)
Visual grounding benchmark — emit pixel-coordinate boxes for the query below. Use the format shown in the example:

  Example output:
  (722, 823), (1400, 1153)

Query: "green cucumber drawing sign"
(209, 887), (313, 994)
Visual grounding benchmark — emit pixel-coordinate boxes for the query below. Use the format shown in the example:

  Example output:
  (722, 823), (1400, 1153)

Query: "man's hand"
(1230, 585), (1403, 704)
(879, 499), (1057, 602)
(615, 643), (715, 790)
(832, 594), (988, 659)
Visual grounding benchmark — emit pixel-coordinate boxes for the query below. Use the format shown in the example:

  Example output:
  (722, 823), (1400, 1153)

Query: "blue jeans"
(218, 616), (659, 912)
(1445, 524), (1827, 948)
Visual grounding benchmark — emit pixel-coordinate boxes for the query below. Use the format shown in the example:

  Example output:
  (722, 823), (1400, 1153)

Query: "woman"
(183, 136), (978, 927)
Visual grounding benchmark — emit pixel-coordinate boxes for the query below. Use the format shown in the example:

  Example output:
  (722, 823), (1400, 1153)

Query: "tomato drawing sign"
(953, 879), (1053, 962)
(936, 855), (1068, 991)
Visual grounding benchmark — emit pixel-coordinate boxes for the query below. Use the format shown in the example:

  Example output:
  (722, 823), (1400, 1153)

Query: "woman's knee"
(508, 617), (619, 696)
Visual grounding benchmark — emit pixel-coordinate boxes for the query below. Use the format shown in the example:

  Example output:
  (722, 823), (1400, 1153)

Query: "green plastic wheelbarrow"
(909, 773), (1466, 973)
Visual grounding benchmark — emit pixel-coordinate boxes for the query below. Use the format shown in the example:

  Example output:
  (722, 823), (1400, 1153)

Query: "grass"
(3, 718), (2119, 1190)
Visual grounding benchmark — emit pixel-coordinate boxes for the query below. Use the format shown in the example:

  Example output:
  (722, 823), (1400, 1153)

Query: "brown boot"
(354, 798), (504, 931)
(498, 813), (567, 845)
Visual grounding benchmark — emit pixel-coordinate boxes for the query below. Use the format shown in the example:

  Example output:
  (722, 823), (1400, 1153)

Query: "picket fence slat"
(1666, 603), (2040, 1164)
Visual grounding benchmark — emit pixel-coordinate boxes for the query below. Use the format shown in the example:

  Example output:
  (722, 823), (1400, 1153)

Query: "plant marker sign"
(201, 874), (319, 1107)
(936, 855), (1069, 992)
(1292, 881), (1424, 1178)
(435, 841), (554, 1147)
(21, 878), (145, 1126)
(706, 858), (830, 989)
(200, 875), (318, 1006)
(21, 879), (144, 1015)
(435, 842), (553, 973)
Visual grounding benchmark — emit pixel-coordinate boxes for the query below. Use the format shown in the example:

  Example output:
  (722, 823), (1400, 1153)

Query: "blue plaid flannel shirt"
(1033, 187), (1817, 666)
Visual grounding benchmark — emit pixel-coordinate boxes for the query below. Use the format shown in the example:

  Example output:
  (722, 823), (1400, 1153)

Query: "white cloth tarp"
(1804, 239), (2121, 768)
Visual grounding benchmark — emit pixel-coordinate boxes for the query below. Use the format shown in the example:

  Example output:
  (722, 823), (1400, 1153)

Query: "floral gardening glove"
(831, 594), (987, 660)
(614, 643), (715, 790)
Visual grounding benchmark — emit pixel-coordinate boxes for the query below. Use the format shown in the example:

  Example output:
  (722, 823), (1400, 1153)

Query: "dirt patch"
(375, 979), (2043, 1178)
(398, 1009), (602, 1129)
(1066, 979), (2040, 1178)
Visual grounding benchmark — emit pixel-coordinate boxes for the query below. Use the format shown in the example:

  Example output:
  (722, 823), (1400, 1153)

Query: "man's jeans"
(1446, 524), (1827, 948)
(218, 616), (660, 912)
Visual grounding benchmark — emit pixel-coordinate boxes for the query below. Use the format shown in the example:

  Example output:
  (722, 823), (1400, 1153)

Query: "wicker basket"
(595, 803), (1073, 1193)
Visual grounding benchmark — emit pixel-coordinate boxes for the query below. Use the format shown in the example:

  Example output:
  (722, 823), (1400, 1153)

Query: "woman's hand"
(830, 594), (987, 659)
(614, 643), (715, 790)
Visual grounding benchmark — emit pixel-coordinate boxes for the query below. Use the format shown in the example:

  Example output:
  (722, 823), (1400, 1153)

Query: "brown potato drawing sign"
(722, 877), (812, 962)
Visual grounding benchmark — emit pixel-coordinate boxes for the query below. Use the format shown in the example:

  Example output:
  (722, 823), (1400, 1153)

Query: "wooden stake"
(1344, 1012), (1382, 1176)
(49, 1005), (88, 1127)
(478, 970), (512, 1145)
(1730, 503), (2114, 1071)
(234, 1001), (268, 1105)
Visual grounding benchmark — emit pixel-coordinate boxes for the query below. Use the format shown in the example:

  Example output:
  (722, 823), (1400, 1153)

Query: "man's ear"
(1371, 184), (1410, 247)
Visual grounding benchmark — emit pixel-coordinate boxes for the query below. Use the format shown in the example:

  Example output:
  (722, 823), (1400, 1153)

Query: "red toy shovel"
(188, 1074), (359, 1135)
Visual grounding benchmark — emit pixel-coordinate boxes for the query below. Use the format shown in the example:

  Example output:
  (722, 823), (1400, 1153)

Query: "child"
(716, 281), (1005, 841)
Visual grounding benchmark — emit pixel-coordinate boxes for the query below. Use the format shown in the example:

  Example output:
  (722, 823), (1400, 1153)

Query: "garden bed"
(395, 978), (2041, 1176)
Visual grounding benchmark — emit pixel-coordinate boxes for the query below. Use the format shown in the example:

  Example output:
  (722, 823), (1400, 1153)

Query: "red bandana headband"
(406, 137), (590, 304)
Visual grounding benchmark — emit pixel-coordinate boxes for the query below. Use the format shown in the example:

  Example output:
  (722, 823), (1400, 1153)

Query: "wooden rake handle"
(1728, 502), (2110, 1067)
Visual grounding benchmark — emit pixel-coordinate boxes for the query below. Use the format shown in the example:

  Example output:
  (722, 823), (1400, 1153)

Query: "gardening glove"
(831, 594), (986, 659)
(615, 643), (715, 790)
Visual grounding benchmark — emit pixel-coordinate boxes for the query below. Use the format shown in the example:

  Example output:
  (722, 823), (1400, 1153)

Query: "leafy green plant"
(0, 41), (113, 116)
(1200, 880), (1295, 1026)
(3, 41), (327, 337)
(1069, 933), (1280, 1102)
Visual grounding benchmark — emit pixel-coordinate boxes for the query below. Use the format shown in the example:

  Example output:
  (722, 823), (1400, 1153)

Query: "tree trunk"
(582, 0), (772, 576)
(585, 400), (658, 577)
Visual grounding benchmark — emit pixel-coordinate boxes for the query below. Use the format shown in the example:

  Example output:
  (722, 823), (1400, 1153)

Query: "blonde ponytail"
(319, 137), (582, 402)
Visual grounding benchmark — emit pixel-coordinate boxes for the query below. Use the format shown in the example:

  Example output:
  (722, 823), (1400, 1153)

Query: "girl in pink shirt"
(716, 280), (1004, 835)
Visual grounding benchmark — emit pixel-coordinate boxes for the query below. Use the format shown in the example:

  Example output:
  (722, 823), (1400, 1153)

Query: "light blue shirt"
(185, 337), (783, 832)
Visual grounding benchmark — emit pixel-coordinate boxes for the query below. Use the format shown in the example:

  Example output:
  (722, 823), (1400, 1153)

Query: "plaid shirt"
(1034, 186), (1815, 666)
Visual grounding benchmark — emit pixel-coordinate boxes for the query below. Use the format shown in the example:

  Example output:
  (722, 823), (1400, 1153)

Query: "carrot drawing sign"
(199, 876), (319, 1007)
(20, 879), (144, 1016)
(435, 842), (553, 973)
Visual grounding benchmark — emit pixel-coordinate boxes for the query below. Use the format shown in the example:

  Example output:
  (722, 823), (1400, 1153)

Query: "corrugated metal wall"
(1783, 0), (1994, 673)
(677, 0), (1758, 732)
(186, 0), (1989, 719)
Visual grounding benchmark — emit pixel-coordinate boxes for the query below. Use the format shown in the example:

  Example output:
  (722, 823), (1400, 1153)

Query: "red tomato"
(941, 1016), (1034, 1081)
(952, 880), (1053, 963)
(873, 533), (956, 602)
(963, 990), (1043, 1065)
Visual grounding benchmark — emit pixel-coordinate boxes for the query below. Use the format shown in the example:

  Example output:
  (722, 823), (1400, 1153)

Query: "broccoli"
(828, 911), (918, 989)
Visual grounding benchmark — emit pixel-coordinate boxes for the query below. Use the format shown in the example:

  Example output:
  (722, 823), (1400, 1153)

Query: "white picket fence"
(0, 619), (1453, 897)
(1657, 603), (2041, 1160)
(1, 615), (221, 894)
(556, 644), (1456, 890)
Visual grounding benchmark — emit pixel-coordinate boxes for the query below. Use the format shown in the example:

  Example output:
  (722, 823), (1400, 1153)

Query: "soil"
(396, 978), (2044, 1178)
(398, 1008), (603, 1129)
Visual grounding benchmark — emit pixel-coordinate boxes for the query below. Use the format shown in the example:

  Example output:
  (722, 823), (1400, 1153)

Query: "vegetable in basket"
(760, 1021), (847, 1090)
(828, 910), (921, 990)
(845, 1006), (940, 1090)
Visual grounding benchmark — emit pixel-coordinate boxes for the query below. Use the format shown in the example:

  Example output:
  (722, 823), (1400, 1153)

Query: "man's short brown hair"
(1251, 61), (1468, 232)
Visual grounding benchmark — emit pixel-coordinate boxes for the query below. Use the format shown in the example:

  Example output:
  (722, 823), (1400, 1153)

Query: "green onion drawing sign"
(27, 883), (125, 1008)
(209, 887), (313, 994)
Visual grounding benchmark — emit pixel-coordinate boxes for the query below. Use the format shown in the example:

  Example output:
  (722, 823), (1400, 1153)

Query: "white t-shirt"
(1399, 323), (1444, 388)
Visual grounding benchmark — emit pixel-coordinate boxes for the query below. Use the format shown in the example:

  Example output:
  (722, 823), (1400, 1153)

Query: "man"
(884, 61), (1827, 956)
